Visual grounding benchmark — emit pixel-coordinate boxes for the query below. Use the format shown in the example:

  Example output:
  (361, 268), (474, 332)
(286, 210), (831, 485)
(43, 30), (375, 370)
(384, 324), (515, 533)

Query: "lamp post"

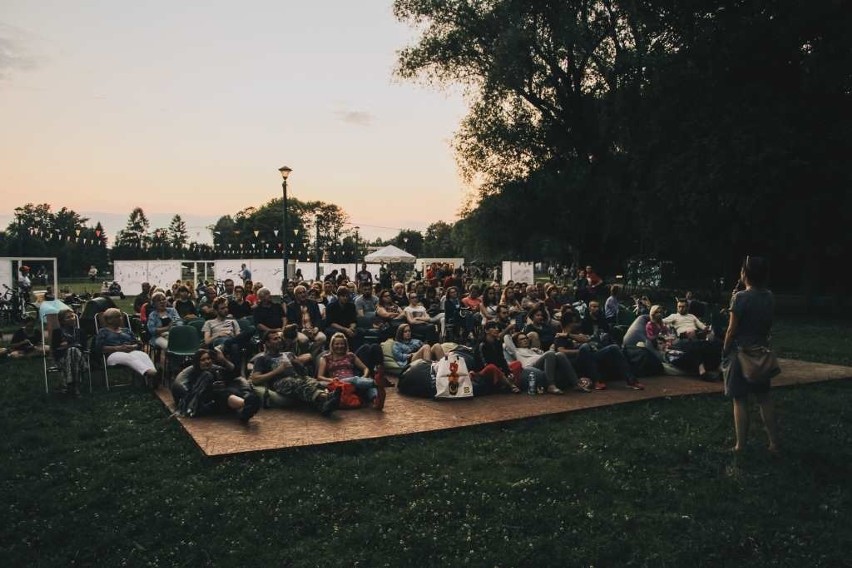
(279, 166), (292, 282)
(353, 225), (360, 275)
(314, 215), (320, 282)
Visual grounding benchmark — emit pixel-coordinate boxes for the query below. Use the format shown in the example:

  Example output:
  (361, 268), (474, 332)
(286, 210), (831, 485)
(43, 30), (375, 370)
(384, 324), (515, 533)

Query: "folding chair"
(93, 311), (138, 390)
(40, 312), (92, 394)
(163, 324), (201, 386)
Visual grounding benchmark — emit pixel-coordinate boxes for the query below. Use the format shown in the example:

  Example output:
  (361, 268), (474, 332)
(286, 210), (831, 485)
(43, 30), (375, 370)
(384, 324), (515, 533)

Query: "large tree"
(395, 0), (852, 292)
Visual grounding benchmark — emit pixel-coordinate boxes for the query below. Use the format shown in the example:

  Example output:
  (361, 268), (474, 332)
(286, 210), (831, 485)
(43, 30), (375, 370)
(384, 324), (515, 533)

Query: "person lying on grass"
(248, 330), (340, 416)
(175, 348), (260, 423)
(316, 332), (385, 410)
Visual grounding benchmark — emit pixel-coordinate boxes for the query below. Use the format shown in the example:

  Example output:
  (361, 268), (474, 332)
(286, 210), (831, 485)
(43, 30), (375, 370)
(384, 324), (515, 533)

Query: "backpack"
(325, 379), (362, 409)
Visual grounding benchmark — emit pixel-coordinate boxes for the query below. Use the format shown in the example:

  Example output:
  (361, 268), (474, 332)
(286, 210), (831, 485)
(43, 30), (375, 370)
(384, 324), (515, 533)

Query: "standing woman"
(722, 256), (779, 454)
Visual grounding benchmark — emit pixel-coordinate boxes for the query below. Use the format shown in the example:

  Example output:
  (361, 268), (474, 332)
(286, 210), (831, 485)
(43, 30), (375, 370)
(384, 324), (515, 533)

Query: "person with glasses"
(404, 292), (439, 344)
(504, 331), (592, 393)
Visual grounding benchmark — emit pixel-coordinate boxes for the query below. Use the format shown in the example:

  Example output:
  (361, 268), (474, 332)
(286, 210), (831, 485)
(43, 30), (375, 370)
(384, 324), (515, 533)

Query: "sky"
(0, 0), (470, 244)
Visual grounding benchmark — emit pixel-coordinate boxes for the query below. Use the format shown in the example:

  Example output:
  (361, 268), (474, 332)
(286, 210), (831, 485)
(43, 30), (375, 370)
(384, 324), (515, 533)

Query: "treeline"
(393, 0), (852, 294)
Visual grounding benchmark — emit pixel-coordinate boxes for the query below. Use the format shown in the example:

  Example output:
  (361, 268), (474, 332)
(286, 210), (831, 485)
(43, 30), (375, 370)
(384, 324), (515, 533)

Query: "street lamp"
(353, 225), (360, 277)
(279, 165), (292, 282)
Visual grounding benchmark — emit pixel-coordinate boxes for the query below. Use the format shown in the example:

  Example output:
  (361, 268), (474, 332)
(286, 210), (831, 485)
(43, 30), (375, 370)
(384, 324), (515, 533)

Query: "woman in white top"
(404, 293), (439, 344)
(503, 331), (591, 393)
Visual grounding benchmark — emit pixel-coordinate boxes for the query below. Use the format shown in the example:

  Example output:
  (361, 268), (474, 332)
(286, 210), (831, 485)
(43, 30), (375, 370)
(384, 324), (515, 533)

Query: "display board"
(501, 261), (534, 285)
(114, 261), (183, 295)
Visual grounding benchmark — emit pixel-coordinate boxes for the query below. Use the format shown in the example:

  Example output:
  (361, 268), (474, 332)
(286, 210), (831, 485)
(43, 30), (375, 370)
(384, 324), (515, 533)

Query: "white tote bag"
(432, 352), (474, 399)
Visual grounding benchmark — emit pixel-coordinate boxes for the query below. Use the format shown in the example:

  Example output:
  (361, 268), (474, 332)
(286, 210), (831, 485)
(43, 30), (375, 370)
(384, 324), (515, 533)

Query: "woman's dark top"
(476, 339), (510, 375)
(731, 288), (774, 348)
(51, 326), (85, 360)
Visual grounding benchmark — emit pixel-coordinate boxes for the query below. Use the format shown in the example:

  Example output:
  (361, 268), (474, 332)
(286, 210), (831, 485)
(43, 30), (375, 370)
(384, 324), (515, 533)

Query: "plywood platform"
(155, 358), (852, 457)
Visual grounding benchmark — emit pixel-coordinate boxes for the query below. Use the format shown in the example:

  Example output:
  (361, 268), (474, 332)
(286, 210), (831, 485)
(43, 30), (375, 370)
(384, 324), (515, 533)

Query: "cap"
(20, 265), (30, 272)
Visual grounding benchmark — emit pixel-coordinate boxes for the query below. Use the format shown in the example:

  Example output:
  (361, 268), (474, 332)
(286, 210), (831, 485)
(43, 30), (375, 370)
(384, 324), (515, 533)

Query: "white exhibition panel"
(1, 257), (60, 295)
(114, 261), (183, 295)
(0, 259), (12, 291)
(501, 261), (534, 285)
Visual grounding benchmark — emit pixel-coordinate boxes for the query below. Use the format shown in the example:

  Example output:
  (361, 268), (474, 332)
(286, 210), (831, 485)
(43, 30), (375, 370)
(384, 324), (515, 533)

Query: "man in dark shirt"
(325, 286), (359, 346)
(173, 285), (198, 320)
(9, 316), (48, 359)
(285, 285), (326, 354)
(252, 288), (286, 335)
(133, 282), (151, 314)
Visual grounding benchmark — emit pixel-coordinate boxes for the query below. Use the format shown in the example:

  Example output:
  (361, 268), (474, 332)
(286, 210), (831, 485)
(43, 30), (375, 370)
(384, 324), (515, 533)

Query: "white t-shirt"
(662, 313), (706, 336)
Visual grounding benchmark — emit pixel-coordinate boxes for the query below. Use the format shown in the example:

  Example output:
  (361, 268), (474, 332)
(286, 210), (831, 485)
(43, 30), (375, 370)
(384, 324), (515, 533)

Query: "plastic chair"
(163, 325), (202, 384)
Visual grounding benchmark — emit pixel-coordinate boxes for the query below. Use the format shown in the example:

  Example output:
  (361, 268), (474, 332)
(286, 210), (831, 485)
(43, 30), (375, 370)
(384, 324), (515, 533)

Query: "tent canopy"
(364, 245), (415, 263)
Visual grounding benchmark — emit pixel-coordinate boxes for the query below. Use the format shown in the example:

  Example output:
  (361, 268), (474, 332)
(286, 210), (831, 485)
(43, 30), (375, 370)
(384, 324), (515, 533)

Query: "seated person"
(390, 282), (408, 307)
(472, 321), (522, 394)
(173, 285), (199, 320)
(108, 281), (125, 299)
(403, 292), (439, 344)
(252, 287), (286, 335)
(663, 299), (722, 380)
(285, 285), (326, 355)
(604, 284), (622, 325)
(522, 306), (557, 350)
(325, 286), (359, 346)
(249, 330), (340, 416)
(554, 312), (644, 391)
(580, 300), (611, 341)
(375, 289), (406, 339)
(146, 291), (182, 352)
(174, 348), (260, 423)
(202, 297), (249, 373)
(354, 281), (379, 319)
(504, 331), (589, 393)
(133, 282), (152, 314)
(197, 286), (219, 320)
(8, 316), (48, 359)
(228, 285), (253, 319)
(51, 309), (89, 396)
(391, 324), (443, 369)
(316, 332), (385, 410)
(94, 308), (157, 383)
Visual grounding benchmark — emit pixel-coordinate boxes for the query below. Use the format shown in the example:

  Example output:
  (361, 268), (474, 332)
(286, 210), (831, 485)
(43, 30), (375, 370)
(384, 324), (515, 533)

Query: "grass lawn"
(1, 316), (850, 566)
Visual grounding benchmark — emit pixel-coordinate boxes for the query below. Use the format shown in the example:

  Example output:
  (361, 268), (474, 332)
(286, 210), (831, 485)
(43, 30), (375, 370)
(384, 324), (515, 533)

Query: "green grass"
(1, 316), (850, 566)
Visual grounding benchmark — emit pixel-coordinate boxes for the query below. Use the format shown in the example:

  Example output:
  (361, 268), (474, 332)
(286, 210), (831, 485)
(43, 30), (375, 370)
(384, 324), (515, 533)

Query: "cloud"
(0, 23), (38, 81)
(334, 109), (374, 126)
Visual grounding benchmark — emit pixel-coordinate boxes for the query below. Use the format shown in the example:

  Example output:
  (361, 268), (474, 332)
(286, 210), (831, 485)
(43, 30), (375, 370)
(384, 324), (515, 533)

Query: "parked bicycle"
(0, 284), (39, 324)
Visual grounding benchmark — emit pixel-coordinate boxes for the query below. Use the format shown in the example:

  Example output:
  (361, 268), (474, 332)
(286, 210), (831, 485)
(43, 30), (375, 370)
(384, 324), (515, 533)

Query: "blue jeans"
(339, 376), (378, 402)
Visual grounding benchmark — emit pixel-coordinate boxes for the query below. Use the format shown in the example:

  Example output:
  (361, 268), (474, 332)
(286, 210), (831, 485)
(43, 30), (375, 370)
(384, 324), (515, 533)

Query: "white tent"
(363, 244), (416, 263)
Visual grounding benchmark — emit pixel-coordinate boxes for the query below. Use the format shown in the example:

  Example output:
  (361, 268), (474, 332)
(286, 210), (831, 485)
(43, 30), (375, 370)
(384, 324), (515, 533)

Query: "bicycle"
(0, 284), (39, 324)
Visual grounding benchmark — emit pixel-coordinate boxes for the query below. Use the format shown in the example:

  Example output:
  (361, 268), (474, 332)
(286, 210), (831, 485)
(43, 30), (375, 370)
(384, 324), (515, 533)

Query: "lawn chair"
(163, 324), (201, 386)
(93, 311), (139, 390)
(40, 312), (92, 394)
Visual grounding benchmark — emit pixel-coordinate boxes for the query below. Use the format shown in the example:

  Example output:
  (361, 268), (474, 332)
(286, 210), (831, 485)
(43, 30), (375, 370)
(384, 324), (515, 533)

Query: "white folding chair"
(93, 311), (138, 390)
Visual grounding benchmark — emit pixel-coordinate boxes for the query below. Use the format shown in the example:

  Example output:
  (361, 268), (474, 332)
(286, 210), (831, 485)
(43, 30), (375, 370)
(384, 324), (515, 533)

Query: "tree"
(390, 229), (423, 258)
(168, 215), (189, 253)
(395, 0), (852, 292)
(422, 221), (458, 258)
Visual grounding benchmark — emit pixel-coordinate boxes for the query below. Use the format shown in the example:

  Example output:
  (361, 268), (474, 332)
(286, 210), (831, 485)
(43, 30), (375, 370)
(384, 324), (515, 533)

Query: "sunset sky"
(0, 1), (469, 243)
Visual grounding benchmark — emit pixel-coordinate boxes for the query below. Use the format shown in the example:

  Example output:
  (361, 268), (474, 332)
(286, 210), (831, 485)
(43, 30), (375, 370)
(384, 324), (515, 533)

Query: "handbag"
(431, 353), (473, 399)
(326, 379), (362, 409)
(737, 345), (781, 384)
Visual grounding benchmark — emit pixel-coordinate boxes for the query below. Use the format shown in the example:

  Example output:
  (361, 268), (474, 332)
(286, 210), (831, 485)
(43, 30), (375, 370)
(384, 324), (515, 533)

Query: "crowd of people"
(2, 257), (780, 453)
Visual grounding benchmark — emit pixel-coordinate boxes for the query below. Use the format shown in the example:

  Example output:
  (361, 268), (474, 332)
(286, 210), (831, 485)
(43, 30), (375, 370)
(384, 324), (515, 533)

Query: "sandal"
(576, 378), (593, 393)
(546, 385), (564, 395)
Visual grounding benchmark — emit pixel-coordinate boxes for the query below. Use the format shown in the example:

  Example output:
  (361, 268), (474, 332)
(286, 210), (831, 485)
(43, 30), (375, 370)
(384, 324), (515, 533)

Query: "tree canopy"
(394, 0), (852, 292)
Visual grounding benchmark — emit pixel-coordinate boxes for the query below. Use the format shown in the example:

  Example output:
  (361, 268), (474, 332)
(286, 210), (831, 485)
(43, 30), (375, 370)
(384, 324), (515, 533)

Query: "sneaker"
(372, 383), (386, 410)
(239, 393), (261, 423)
(626, 381), (645, 390)
(594, 381), (608, 391)
(374, 366), (388, 387)
(320, 388), (341, 416)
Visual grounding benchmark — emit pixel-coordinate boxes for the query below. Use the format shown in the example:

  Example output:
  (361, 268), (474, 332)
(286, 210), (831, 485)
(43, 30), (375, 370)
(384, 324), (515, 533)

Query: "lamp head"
(278, 166), (292, 180)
